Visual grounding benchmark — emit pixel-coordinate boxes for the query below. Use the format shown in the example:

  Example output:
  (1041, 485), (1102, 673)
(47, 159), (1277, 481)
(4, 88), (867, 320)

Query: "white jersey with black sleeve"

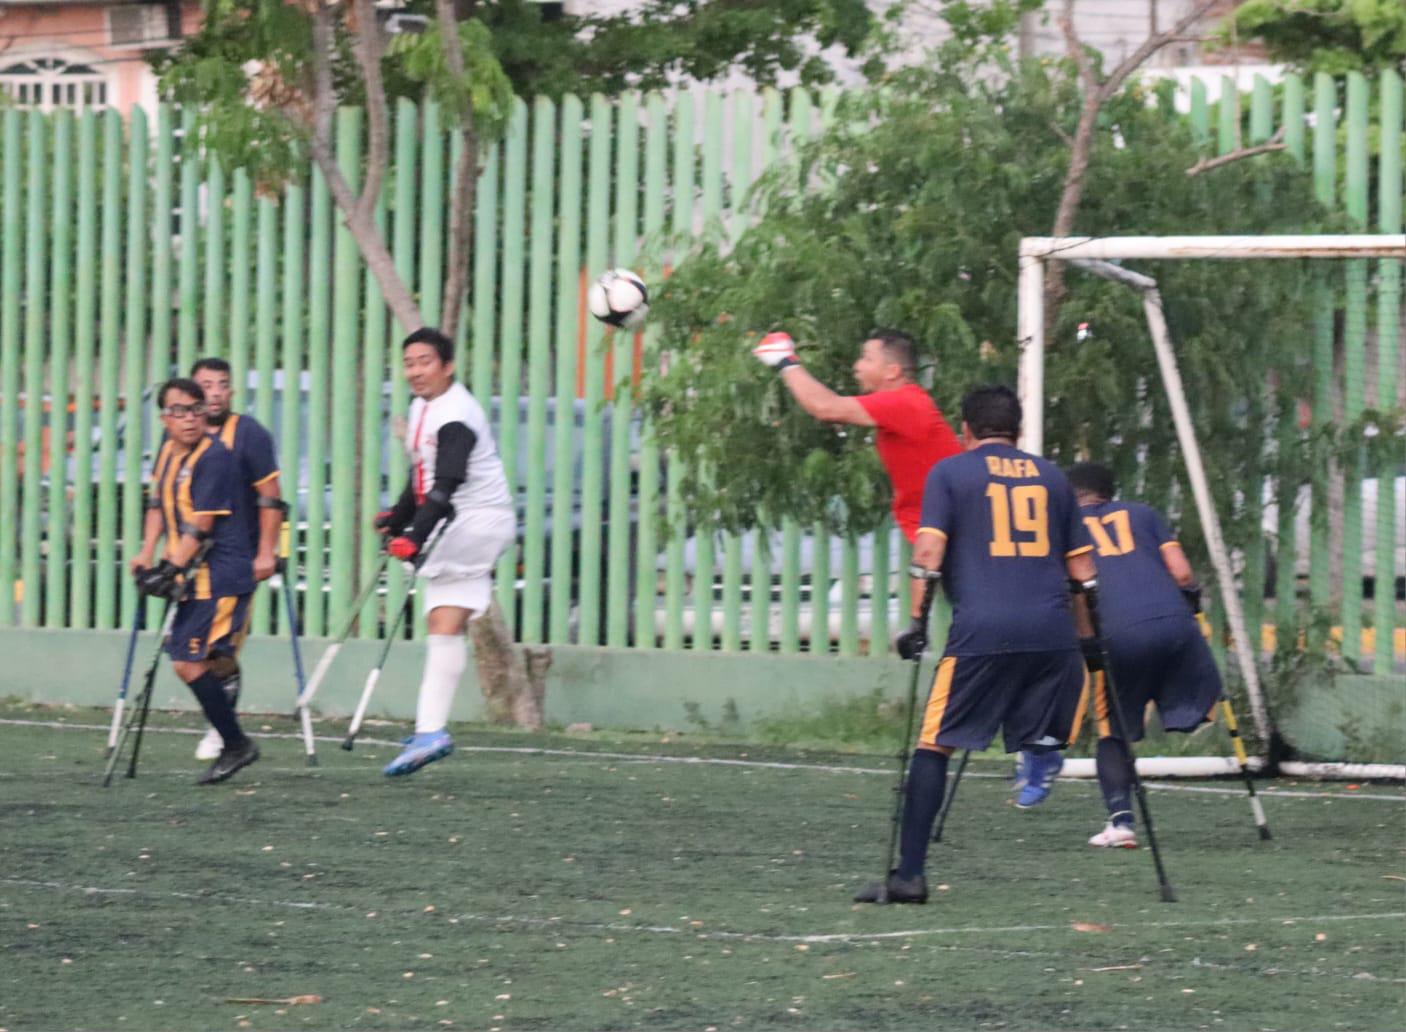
(406, 382), (515, 583)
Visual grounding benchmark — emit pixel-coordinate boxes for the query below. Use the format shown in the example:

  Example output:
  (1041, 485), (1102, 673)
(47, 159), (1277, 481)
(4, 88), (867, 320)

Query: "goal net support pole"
(1016, 234), (1406, 763)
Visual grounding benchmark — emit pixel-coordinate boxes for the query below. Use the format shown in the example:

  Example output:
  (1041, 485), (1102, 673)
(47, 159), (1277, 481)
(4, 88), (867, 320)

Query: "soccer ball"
(587, 268), (649, 330)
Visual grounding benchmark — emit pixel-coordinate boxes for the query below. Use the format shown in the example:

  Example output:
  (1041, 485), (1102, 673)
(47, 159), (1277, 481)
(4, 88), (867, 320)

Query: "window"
(0, 58), (110, 113)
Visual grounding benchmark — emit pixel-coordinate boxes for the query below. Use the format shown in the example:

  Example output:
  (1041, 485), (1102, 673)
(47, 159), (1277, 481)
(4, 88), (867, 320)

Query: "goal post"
(1016, 234), (1406, 780)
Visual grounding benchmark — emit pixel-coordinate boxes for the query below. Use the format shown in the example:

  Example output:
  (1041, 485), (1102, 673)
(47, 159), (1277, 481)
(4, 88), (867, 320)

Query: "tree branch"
(1059, 1), (1097, 95)
(1098, 0), (1222, 102)
(307, 2), (422, 332)
(1185, 128), (1287, 177)
(437, 0), (479, 336)
(351, 0), (390, 225)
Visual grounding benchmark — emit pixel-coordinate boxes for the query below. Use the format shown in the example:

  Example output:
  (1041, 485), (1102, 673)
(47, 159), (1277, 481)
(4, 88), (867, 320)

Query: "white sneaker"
(195, 727), (224, 761)
(1089, 823), (1138, 848)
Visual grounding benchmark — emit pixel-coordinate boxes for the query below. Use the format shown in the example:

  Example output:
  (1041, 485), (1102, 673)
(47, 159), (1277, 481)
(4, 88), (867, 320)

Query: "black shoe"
(853, 870), (928, 904)
(198, 739), (260, 785)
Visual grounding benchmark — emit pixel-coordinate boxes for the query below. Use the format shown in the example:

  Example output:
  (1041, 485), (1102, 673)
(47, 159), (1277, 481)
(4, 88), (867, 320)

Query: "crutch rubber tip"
(1258, 826), (1272, 841)
(340, 738), (356, 751)
(306, 755), (319, 767)
(1160, 884), (1178, 903)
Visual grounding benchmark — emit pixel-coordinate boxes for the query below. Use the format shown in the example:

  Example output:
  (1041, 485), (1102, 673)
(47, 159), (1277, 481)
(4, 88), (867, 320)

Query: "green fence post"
(229, 168), (253, 389)
(523, 95), (556, 644)
(70, 111), (98, 630)
(251, 194), (279, 637)
(871, 522), (891, 657)
(417, 102), (444, 330)
(1308, 73), (1336, 621)
(493, 98), (528, 634)
(1275, 73), (1305, 644)
(279, 184), (305, 634)
(607, 92), (639, 648)
(304, 161), (332, 637)
(151, 105), (174, 385)
(119, 107), (149, 629)
(1375, 71), (1403, 673)
(811, 522), (830, 654)
(45, 111), (73, 629)
(1189, 78), (1209, 146)
(177, 108), (199, 374)
(839, 535), (860, 657)
(95, 110), (122, 629)
(330, 108), (362, 637)
(633, 91), (667, 650)
(203, 155), (225, 360)
(21, 110), (49, 627)
(357, 186), (388, 637)
(662, 92), (694, 651)
(578, 94), (612, 646)
(1340, 73), (1369, 665)
(385, 100), (418, 616)
(0, 111), (19, 627)
(550, 95), (584, 644)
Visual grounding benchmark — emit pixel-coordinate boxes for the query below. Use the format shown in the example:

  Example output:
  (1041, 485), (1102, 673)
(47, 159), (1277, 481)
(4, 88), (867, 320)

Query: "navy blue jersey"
(1080, 499), (1188, 635)
(211, 413), (279, 555)
(919, 443), (1092, 655)
(150, 436), (254, 598)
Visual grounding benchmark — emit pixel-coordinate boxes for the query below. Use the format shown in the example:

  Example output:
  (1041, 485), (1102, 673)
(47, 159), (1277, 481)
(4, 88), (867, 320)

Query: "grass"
(1, 701), (1403, 1032)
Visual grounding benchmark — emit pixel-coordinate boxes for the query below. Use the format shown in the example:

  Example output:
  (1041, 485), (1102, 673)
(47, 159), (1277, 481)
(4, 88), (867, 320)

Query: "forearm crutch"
(102, 601), (176, 787)
(277, 556), (317, 767)
(931, 749), (971, 843)
(341, 589), (414, 750)
(1221, 695), (1272, 840)
(105, 601), (146, 756)
(1081, 578), (1177, 903)
(294, 552), (391, 713)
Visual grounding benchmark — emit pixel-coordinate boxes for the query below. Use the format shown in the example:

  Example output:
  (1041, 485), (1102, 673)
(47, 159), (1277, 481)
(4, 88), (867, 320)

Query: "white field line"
(0, 717), (1402, 802)
(2, 876), (1402, 954)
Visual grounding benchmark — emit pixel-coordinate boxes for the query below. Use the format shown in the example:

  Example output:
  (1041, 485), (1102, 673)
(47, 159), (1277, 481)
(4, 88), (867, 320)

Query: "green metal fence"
(0, 74), (1401, 670)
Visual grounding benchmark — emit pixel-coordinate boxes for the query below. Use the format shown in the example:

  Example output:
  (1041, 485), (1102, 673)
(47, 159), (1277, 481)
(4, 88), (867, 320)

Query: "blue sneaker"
(383, 730), (454, 777)
(1015, 750), (1063, 808)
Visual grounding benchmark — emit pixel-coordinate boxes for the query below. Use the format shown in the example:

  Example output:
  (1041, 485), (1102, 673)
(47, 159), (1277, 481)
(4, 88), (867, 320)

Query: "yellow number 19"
(987, 483), (1050, 557)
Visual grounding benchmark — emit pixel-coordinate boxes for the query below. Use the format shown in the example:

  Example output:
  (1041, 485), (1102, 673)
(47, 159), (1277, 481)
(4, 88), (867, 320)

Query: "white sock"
(415, 634), (466, 734)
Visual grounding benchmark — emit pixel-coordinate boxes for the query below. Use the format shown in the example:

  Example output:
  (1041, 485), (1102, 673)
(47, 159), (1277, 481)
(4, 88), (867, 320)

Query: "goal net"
(1016, 235), (1405, 780)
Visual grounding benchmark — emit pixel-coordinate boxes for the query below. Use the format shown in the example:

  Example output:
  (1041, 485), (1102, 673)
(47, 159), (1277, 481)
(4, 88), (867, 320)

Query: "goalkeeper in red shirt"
(751, 329), (962, 616)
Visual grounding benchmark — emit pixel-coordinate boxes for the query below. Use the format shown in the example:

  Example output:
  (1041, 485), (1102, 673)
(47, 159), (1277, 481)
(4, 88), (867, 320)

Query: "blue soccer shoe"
(1014, 749), (1063, 808)
(383, 730), (455, 777)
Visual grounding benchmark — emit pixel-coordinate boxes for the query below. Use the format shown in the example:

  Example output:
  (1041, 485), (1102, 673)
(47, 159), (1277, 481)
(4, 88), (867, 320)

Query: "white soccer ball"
(587, 268), (649, 330)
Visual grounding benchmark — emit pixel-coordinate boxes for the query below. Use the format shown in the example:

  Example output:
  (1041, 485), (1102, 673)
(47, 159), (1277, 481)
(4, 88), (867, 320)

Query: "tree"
(156, 0), (875, 722)
(641, 56), (1333, 555)
(1230, 0), (1406, 73)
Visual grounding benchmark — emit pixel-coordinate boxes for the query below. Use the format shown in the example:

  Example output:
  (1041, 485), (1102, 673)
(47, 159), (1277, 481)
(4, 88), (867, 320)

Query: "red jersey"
(857, 383), (962, 542)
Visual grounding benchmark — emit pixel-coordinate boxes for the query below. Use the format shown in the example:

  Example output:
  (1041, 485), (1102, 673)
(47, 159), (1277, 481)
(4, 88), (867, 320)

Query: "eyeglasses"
(162, 403), (206, 418)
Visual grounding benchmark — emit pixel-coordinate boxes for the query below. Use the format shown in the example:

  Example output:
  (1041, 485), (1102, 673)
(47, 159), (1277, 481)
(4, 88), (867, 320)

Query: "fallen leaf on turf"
(1088, 964), (1142, 972)
(225, 996), (322, 1006)
(1382, 875), (1406, 882)
(1072, 922), (1113, 933)
(822, 972), (856, 980)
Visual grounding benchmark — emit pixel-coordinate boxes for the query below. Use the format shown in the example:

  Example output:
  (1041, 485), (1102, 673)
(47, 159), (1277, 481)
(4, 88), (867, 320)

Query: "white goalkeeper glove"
(752, 331), (800, 371)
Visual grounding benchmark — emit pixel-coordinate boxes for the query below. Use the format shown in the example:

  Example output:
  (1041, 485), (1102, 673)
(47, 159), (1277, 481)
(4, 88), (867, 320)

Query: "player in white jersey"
(374, 328), (516, 776)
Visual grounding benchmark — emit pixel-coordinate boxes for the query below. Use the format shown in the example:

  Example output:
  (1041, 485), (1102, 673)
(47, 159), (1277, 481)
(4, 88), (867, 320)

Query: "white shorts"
(417, 505), (516, 619)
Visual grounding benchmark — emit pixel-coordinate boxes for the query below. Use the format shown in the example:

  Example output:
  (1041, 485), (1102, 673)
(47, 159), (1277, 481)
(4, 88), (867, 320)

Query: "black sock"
(1096, 737), (1135, 827)
(896, 749), (948, 880)
(188, 671), (247, 750)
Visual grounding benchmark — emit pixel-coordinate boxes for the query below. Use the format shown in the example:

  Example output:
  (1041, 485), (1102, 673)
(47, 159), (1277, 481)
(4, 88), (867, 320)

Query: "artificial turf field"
(1, 703), (1402, 1032)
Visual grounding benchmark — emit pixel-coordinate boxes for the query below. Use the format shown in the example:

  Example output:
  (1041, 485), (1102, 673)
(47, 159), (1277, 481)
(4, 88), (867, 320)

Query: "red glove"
(752, 331), (799, 370)
(387, 536), (419, 561)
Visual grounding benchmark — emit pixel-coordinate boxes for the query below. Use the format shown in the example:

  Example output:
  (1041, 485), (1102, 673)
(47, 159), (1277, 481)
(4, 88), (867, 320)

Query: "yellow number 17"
(987, 483), (1049, 557)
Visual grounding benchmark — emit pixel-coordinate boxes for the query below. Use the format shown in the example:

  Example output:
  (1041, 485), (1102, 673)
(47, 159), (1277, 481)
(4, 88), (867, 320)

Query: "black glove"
(1181, 582), (1202, 615)
(895, 616), (928, 661)
(134, 559), (185, 602)
(1079, 636), (1104, 672)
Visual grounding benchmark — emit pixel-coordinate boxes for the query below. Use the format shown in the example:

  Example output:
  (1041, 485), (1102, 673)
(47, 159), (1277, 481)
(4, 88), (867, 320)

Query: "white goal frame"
(1016, 234), (1406, 780)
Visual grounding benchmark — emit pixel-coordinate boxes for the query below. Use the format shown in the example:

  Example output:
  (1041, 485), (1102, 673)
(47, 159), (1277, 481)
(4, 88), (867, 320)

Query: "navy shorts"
(918, 649), (1089, 753)
(1093, 617), (1222, 741)
(167, 594), (252, 662)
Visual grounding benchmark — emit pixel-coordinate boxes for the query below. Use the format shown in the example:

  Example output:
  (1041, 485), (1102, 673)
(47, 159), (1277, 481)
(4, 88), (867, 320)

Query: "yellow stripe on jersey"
(918, 656), (958, 747)
(1159, 540), (1181, 551)
(1065, 544), (1093, 558)
(916, 527), (947, 539)
(218, 413), (239, 450)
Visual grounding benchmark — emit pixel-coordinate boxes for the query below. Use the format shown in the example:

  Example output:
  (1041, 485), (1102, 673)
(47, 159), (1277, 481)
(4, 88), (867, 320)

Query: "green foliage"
(1230, 0), (1406, 73)
(641, 60), (1337, 546)
(390, 17), (514, 143)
